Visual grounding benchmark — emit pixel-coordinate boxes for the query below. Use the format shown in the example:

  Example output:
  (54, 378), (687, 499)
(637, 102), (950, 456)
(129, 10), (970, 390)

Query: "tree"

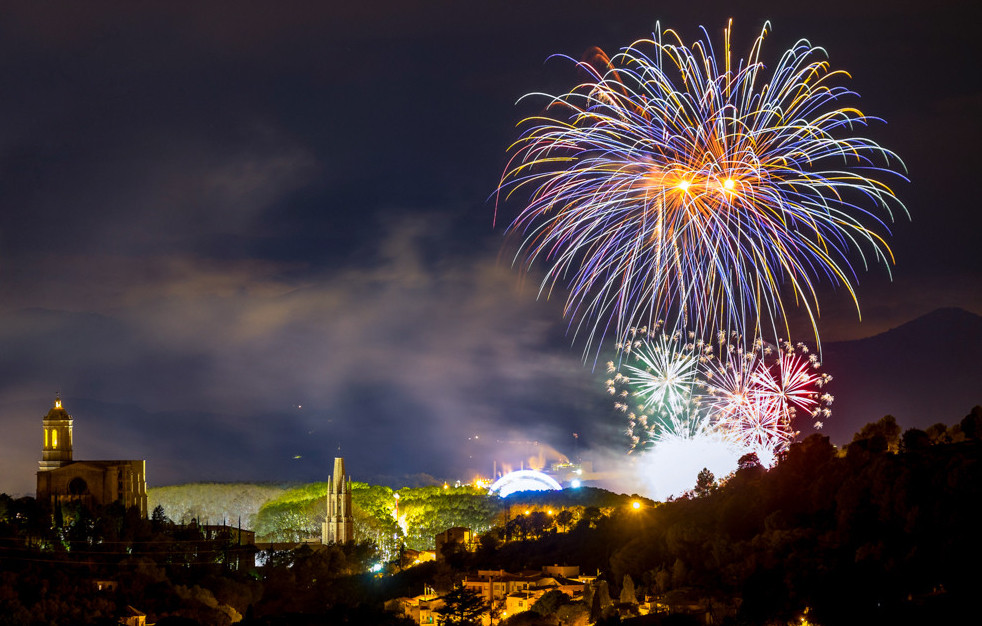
(693, 468), (717, 498)
(852, 415), (901, 452)
(578, 506), (602, 529)
(619, 574), (637, 605)
(555, 603), (590, 626)
(531, 589), (570, 617)
(960, 406), (982, 440)
(582, 581), (594, 608)
(737, 452), (761, 471)
(925, 422), (952, 444)
(477, 530), (501, 557)
(589, 580), (613, 623)
(151, 504), (170, 530)
(501, 612), (551, 626)
(526, 511), (553, 538)
(436, 586), (489, 626)
(901, 428), (930, 453)
(555, 509), (575, 533)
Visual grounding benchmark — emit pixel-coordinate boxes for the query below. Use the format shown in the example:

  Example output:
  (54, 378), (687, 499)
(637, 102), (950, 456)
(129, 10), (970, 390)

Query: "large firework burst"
(499, 22), (906, 353)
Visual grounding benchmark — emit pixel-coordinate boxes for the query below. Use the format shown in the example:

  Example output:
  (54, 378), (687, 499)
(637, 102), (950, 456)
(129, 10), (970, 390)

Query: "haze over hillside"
(2, 308), (978, 496)
(815, 307), (982, 444)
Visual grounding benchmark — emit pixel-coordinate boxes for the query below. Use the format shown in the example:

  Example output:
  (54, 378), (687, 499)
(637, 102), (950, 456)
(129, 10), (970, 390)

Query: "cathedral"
(322, 455), (354, 544)
(35, 397), (148, 516)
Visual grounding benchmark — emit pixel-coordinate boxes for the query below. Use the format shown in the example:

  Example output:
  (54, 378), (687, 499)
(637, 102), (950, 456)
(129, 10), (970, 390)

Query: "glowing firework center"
(488, 470), (562, 497)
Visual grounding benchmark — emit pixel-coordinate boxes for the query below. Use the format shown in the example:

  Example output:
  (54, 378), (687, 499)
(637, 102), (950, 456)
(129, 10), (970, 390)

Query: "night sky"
(1, 1), (979, 496)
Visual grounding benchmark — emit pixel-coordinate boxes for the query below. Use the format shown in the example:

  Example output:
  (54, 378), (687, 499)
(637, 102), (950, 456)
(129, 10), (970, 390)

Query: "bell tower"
(40, 396), (73, 471)
(322, 455), (354, 544)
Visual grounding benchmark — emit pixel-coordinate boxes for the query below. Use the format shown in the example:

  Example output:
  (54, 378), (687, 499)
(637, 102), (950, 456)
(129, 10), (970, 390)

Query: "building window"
(44, 429), (48, 447)
(52, 429), (58, 448)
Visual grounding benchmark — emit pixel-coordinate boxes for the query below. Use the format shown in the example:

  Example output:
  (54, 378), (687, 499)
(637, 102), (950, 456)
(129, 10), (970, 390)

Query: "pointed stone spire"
(333, 456), (346, 491)
(322, 453), (354, 544)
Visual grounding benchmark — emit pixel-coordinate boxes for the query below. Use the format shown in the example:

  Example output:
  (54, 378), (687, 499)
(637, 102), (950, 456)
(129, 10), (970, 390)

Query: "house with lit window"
(384, 586), (443, 625)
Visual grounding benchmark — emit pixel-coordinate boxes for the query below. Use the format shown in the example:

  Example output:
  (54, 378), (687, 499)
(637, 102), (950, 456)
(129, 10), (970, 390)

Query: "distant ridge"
(813, 308), (982, 444)
(844, 307), (982, 344)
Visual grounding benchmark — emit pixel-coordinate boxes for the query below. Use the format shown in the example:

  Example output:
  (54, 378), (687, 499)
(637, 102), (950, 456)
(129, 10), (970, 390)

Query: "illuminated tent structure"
(488, 469), (562, 497)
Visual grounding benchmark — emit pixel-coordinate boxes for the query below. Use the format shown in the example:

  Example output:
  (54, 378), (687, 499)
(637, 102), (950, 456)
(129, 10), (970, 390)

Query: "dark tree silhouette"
(619, 574), (637, 605)
(555, 509), (574, 533)
(961, 406), (982, 439)
(852, 414), (902, 452)
(693, 468), (717, 497)
(901, 428), (930, 453)
(435, 586), (489, 626)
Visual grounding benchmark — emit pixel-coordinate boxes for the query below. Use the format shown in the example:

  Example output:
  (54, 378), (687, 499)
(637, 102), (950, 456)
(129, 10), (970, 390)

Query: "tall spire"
(332, 456), (346, 491)
(323, 452), (354, 544)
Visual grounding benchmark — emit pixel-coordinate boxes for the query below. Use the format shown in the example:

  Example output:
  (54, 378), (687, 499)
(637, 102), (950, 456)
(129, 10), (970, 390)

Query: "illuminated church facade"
(322, 455), (354, 544)
(35, 398), (148, 516)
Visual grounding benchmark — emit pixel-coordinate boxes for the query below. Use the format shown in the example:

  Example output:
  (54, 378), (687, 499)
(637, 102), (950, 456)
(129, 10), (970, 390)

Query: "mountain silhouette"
(813, 307), (982, 443)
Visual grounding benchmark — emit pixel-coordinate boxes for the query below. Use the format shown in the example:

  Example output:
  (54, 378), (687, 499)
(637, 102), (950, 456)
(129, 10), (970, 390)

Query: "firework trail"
(499, 21), (907, 354)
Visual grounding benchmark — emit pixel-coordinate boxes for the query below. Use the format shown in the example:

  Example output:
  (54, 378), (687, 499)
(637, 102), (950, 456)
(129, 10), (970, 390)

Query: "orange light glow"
(631, 500), (641, 510)
(723, 178), (735, 190)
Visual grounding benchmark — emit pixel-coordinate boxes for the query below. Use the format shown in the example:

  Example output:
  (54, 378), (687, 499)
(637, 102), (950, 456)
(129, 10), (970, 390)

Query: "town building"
(463, 565), (590, 623)
(322, 455), (354, 544)
(119, 606), (147, 626)
(35, 397), (148, 516)
(434, 526), (473, 560)
(384, 586), (443, 625)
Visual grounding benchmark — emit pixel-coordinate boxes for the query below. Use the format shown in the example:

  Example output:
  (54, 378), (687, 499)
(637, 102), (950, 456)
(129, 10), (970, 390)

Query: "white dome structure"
(488, 469), (562, 497)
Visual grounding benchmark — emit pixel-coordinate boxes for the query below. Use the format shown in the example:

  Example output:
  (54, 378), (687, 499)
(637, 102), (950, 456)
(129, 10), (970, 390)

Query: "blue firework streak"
(499, 21), (907, 354)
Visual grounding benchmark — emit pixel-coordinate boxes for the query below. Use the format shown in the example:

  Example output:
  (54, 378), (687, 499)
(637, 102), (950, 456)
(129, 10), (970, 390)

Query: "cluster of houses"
(466, 565), (597, 621)
(386, 526), (733, 625)
(385, 564), (598, 625)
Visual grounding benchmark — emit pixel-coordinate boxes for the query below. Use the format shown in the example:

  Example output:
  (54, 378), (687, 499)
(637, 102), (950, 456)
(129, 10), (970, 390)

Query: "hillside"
(148, 479), (643, 555)
(148, 483), (288, 528)
(816, 307), (982, 443)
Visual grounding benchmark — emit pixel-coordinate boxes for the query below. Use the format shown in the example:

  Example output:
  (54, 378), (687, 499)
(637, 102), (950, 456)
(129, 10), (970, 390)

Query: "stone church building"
(322, 455), (354, 544)
(35, 397), (148, 516)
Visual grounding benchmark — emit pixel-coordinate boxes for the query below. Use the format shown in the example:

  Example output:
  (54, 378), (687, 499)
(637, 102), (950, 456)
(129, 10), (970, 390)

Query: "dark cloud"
(0, 215), (610, 494)
(1, 1), (979, 495)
